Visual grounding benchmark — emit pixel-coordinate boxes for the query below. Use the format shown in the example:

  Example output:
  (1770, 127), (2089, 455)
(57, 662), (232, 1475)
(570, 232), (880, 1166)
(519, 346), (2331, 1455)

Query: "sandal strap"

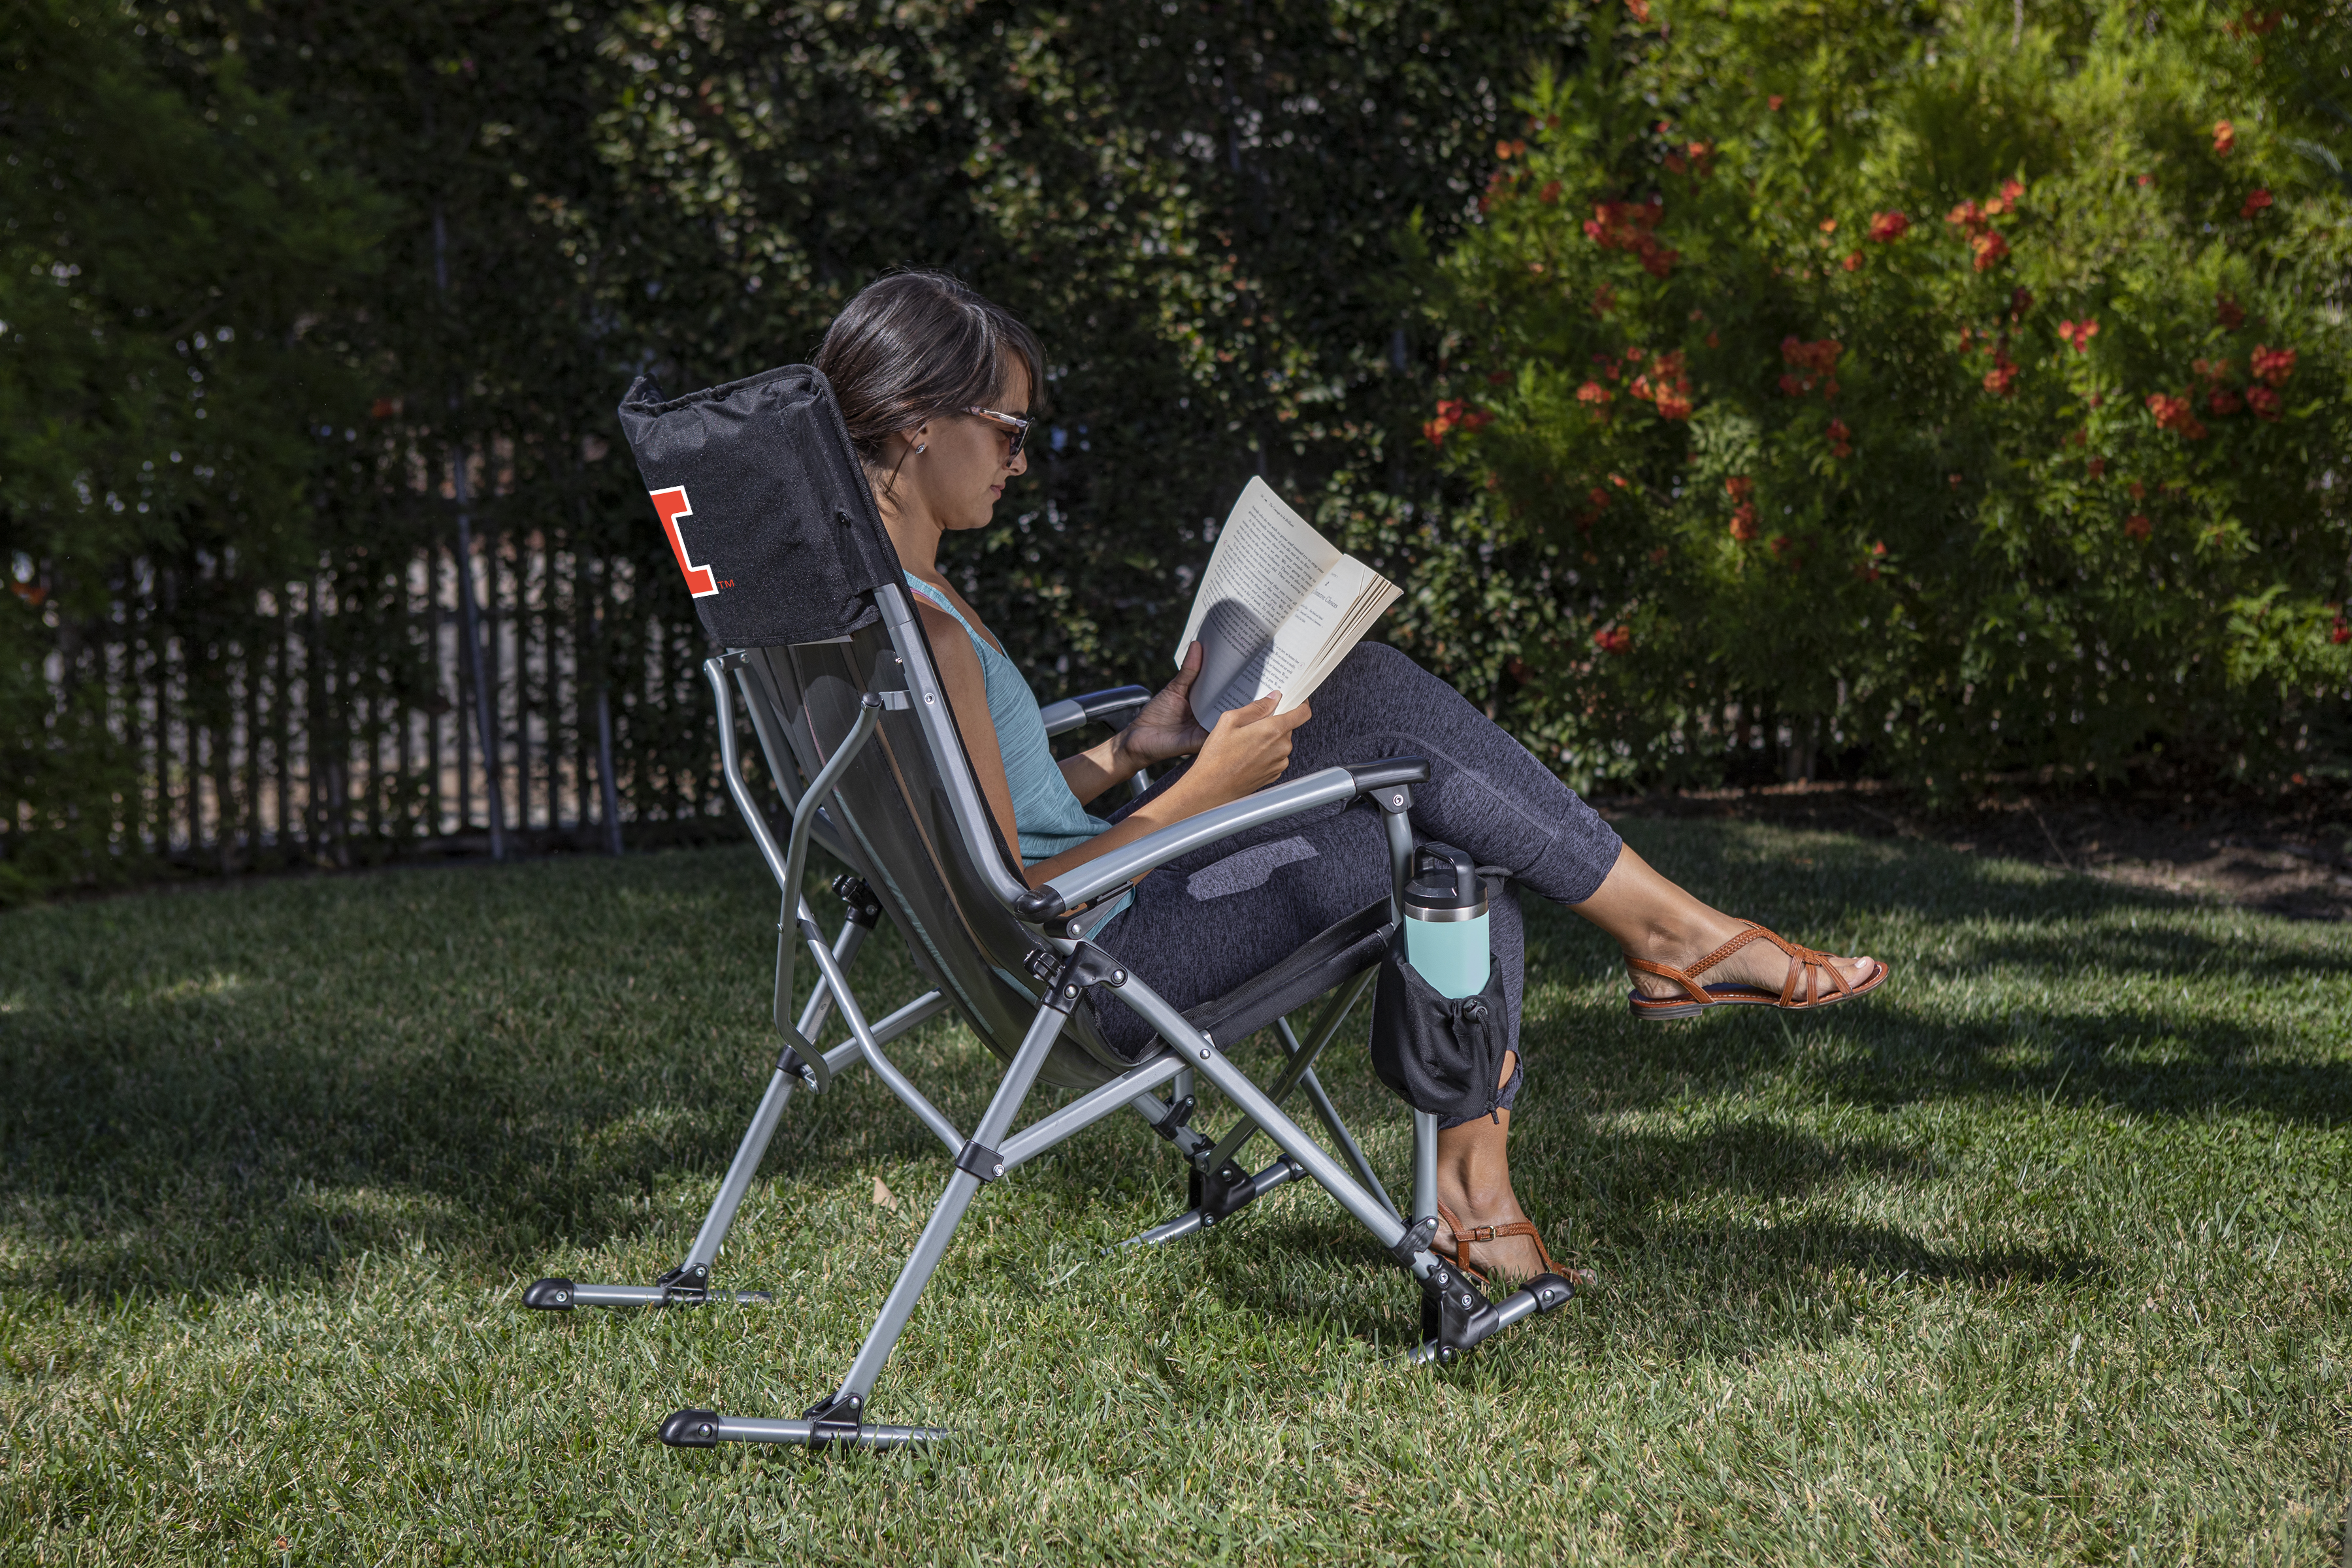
(1436, 1204), (1569, 1282)
(1625, 954), (1712, 1007)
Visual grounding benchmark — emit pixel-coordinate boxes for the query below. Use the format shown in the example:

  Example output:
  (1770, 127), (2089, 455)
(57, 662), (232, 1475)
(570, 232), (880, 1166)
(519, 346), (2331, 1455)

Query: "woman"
(816, 271), (1887, 1285)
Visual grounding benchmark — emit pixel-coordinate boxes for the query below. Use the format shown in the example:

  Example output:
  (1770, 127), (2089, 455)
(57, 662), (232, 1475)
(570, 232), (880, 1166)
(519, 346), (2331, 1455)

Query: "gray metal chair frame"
(525, 581), (1577, 1448)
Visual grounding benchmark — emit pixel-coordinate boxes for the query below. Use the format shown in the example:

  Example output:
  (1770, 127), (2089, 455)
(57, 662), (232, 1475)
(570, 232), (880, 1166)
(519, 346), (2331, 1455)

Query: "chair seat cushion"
(1179, 897), (1394, 1051)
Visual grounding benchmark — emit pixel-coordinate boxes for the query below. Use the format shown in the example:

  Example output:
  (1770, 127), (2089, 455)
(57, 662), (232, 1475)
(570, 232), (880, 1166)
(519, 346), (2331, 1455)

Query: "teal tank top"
(904, 577), (1132, 929)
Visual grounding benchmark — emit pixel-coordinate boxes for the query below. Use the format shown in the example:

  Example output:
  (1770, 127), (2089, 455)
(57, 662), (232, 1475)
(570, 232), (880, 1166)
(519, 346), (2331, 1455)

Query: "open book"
(1173, 477), (1402, 729)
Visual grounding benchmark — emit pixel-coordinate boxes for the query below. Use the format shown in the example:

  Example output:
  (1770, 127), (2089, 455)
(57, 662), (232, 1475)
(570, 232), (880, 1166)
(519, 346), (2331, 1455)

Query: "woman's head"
(816, 270), (1042, 538)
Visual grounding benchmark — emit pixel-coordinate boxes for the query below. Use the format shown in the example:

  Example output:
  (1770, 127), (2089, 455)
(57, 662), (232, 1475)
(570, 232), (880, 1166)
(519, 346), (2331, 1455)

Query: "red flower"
(1730, 503), (1759, 540)
(2213, 120), (2236, 157)
(1422, 399), (1489, 447)
(370, 398), (397, 419)
(1593, 625), (1633, 655)
(2247, 385), (2283, 420)
(2125, 514), (2152, 540)
(1584, 198), (1676, 276)
(1781, 336), (1843, 375)
(2242, 188), (2273, 218)
(1588, 487), (1610, 508)
(1827, 417), (1852, 457)
(2209, 387), (2244, 416)
(2136, 173), (2154, 188)
(1946, 199), (1984, 228)
(1984, 360), (2019, 397)
(2057, 318), (2100, 353)
(1724, 476), (1754, 500)
(1576, 380), (1614, 408)
(2216, 295), (2246, 329)
(2146, 393), (2208, 439)
(2087, 457), (2106, 478)
(1842, 251), (1863, 272)
(1590, 282), (1616, 317)
(1624, 0), (1651, 22)
(1654, 392), (1694, 420)
(2128, 481), (2146, 500)
(1767, 94), (1784, 111)
(2334, 620), (2351, 644)
(1970, 230), (2010, 270)
(2251, 344), (2296, 386)
(1539, 179), (1563, 204)
(2001, 178), (2025, 202)
(1867, 210), (1910, 242)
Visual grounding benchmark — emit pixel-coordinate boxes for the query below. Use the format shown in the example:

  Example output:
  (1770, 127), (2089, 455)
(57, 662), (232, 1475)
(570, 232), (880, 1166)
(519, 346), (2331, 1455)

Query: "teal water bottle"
(1402, 845), (1490, 999)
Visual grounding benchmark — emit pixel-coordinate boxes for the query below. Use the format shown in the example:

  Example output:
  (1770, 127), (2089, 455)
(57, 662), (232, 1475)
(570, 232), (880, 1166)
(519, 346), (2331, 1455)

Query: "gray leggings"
(1093, 643), (1624, 1124)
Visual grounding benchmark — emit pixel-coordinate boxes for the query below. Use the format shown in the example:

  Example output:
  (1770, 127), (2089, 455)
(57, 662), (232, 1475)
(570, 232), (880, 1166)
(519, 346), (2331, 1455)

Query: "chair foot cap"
(660, 1409), (722, 1448)
(521, 1277), (576, 1311)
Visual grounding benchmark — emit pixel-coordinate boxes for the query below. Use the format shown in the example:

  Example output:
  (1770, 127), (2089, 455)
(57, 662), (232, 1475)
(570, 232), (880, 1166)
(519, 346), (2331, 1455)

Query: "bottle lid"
(1403, 844), (1486, 919)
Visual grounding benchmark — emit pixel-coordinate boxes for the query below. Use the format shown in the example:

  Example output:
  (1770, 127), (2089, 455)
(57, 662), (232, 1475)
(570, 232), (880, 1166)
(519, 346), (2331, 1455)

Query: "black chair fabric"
(617, 365), (902, 647)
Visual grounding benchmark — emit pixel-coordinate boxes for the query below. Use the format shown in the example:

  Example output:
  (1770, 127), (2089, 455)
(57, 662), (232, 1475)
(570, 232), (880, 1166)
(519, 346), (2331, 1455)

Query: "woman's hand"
(1171, 691), (1313, 811)
(1114, 642), (1213, 770)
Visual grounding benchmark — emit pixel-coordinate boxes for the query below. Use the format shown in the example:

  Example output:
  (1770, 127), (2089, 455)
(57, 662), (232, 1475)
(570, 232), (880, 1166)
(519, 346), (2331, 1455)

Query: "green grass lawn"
(3, 821), (2347, 1564)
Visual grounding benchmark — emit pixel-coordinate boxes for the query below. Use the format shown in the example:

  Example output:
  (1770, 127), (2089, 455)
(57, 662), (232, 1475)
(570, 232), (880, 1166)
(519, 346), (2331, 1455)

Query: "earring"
(915, 442), (927, 454)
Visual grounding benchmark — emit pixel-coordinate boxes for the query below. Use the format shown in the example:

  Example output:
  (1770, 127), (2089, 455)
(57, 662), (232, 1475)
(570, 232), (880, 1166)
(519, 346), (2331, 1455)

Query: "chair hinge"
(1388, 1214), (1440, 1269)
(1151, 1094), (1196, 1141)
(1042, 941), (1128, 1015)
(831, 874), (882, 928)
(777, 1034), (828, 1094)
(653, 1262), (710, 1304)
(954, 1140), (1006, 1183)
(802, 1390), (864, 1441)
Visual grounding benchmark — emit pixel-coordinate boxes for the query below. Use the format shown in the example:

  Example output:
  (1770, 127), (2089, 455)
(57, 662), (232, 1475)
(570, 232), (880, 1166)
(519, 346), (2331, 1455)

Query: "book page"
(1176, 477), (1343, 727)
(1284, 557), (1403, 704)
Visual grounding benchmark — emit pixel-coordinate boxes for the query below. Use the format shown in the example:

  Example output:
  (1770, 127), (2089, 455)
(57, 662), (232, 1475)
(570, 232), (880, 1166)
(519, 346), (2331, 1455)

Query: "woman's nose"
(1007, 446), (1028, 478)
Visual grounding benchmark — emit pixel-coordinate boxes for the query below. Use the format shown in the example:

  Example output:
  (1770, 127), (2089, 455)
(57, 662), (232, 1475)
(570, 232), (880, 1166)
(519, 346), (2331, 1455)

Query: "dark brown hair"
(815, 270), (1045, 470)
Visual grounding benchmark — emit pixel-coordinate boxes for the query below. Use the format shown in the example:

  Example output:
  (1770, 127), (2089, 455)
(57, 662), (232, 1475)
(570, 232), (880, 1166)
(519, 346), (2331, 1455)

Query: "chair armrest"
(1011, 757), (1429, 920)
(1038, 685), (1152, 738)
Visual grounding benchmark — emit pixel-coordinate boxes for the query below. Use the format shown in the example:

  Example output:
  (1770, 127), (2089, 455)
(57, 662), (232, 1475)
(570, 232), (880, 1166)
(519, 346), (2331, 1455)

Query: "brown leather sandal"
(1626, 921), (1887, 1022)
(1435, 1201), (1599, 1291)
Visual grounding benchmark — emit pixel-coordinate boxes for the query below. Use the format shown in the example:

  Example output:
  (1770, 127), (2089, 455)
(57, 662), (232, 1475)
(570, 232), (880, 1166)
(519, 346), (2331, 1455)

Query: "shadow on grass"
(1, 823), (2340, 1315)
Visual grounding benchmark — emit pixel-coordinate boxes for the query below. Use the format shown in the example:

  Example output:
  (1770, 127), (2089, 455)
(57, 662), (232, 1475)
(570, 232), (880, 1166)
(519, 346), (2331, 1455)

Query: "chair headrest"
(617, 364), (904, 647)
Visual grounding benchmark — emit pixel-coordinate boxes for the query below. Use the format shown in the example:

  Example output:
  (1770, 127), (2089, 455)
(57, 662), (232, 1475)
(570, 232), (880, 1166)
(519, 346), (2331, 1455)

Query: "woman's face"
(903, 358), (1031, 534)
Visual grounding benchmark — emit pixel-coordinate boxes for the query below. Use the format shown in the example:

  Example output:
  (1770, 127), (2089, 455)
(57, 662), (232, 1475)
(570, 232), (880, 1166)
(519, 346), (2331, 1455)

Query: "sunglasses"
(964, 405), (1031, 459)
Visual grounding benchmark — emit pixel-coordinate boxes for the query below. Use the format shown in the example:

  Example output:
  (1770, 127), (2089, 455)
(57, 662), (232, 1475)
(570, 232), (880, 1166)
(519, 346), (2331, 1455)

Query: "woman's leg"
(1104, 643), (1877, 1277)
(1282, 644), (1879, 1002)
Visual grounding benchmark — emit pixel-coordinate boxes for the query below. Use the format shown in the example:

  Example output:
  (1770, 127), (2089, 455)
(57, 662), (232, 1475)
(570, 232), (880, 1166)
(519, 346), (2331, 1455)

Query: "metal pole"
(434, 199), (504, 861)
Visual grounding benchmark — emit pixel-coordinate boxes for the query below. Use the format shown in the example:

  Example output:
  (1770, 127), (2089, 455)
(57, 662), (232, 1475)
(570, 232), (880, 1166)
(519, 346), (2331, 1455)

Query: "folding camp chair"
(521, 364), (1580, 1448)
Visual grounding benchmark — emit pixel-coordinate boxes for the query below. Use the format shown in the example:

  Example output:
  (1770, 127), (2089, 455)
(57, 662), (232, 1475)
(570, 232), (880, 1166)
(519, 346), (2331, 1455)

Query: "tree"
(0, 0), (382, 898)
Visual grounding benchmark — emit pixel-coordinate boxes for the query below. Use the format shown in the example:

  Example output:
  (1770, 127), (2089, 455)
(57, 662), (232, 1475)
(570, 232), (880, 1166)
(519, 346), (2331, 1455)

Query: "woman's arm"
(925, 606), (1311, 892)
(1024, 694), (1307, 889)
(1055, 642), (1212, 806)
(917, 600), (1028, 873)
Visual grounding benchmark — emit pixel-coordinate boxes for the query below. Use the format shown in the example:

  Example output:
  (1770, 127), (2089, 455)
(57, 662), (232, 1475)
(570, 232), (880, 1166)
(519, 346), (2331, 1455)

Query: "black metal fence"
(7, 450), (740, 884)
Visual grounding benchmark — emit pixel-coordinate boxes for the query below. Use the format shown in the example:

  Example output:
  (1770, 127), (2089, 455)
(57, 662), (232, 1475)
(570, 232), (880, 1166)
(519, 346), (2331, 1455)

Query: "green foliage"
(0, 0), (384, 897)
(1425, 0), (2352, 792)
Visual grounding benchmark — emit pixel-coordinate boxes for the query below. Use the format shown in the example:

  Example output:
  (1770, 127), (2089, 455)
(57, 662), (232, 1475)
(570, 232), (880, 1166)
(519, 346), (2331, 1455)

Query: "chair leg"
(1113, 972), (1580, 1365)
(523, 913), (949, 1312)
(661, 975), (1077, 1447)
